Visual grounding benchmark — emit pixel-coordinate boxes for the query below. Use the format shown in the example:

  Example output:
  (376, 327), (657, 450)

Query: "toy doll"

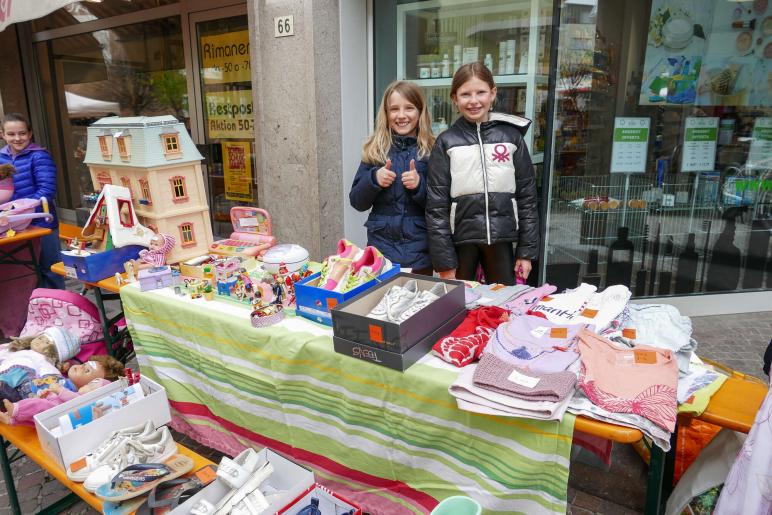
(0, 330), (121, 403)
(0, 163), (15, 204)
(0, 376), (112, 426)
(137, 233), (175, 268)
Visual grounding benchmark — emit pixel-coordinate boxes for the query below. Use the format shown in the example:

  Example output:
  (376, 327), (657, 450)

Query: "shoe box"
(34, 376), (172, 470)
(171, 448), (315, 514)
(295, 263), (400, 326)
(280, 483), (362, 514)
(331, 273), (466, 371)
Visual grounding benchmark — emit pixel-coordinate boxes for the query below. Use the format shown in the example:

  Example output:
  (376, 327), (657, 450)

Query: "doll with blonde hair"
(349, 81), (436, 274)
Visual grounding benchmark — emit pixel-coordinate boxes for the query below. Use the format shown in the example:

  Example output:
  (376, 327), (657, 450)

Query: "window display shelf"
(396, 0), (552, 152)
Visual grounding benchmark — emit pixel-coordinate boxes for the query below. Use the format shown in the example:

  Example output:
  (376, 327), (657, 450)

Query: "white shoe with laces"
(393, 282), (447, 323)
(366, 280), (419, 321)
(66, 420), (155, 482)
(82, 426), (177, 492)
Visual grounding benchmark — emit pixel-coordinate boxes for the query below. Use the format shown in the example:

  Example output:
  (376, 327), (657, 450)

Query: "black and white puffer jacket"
(426, 112), (540, 272)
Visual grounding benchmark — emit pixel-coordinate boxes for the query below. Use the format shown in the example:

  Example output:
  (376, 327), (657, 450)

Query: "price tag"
(530, 326), (549, 338)
(580, 308), (598, 319)
(64, 266), (77, 279)
(274, 15), (294, 37)
(549, 327), (568, 338)
(622, 328), (637, 339)
(368, 324), (383, 344)
(507, 369), (541, 388)
(325, 298), (338, 310)
(634, 350), (657, 364)
(490, 284), (506, 291)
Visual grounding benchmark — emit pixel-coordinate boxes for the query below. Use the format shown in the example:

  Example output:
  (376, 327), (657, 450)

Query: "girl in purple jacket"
(1, 113), (64, 289)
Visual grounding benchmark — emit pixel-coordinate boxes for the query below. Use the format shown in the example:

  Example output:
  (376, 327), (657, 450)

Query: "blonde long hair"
(362, 81), (434, 165)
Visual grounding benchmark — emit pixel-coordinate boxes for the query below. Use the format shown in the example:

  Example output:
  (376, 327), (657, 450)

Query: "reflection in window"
(544, 0), (771, 297)
(36, 17), (186, 209)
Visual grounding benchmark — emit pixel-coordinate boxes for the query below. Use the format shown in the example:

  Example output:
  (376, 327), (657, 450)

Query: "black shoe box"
(333, 308), (467, 371)
(331, 272), (466, 355)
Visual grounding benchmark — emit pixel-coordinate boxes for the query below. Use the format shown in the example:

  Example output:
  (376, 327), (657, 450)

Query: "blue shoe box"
(61, 245), (144, 283)
(295, 263), (400, 326)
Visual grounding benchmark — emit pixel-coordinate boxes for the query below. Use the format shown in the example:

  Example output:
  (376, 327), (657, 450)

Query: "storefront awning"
(0, 0), (80, 32)
(64, 91), (120, 118)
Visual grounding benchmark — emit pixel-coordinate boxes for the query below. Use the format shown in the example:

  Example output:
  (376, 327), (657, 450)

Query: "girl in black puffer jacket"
(349, 81), (435, 274)
(426, 63), (539, 285)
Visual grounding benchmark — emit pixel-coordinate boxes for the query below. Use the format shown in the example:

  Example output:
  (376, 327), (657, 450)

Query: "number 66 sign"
(274, 15), (294, 37)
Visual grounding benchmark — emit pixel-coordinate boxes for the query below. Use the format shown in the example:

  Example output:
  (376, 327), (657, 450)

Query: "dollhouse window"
(117, 199), (134, 228)
(96, 171), (112, 190)
(98, 136), (112, 159)
(161, 133), (182, 159)
(139, 178), (152, 204)
(120, 176), (134, 198)
(116, 136), (130, 161)
(170, 176), (188, 203)
(179, 222), (196, 247)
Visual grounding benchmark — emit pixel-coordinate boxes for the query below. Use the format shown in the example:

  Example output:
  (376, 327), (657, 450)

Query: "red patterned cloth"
(432, 306), (509, 367)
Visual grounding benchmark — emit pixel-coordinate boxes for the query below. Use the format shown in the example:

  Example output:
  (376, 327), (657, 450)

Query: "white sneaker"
(367, 280), (419, 321)
(83, 426), (177, 492)
(215, 461), (274, 515)
(393, 283), (447, 323)
(66, 420), (154, 482)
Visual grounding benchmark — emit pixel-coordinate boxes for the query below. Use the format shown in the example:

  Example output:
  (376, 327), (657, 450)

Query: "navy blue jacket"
(349, 136), (431, 270)
(0, 143), (58, 229)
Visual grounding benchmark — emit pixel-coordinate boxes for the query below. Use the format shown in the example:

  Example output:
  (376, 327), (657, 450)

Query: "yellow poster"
(222, 141), (253, 202)
(200, 30), (251, 84)
(205, 90), (255, 139)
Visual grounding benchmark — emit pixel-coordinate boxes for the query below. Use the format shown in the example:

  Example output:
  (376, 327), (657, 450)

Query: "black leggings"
(455, 242), (515, 285)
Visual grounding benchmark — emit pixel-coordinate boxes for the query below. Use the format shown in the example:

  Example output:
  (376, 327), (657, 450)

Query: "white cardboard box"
(171, 448), (315, 514)
(33, 376), (172, 470)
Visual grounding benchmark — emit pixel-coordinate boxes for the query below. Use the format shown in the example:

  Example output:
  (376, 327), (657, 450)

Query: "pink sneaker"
(344, 246), (392, 292)
(318, 239), (363, 291)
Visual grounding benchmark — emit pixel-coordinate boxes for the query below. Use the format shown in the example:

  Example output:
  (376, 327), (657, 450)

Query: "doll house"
(62, 184), (153, 281)
(83, 115), (213, 263)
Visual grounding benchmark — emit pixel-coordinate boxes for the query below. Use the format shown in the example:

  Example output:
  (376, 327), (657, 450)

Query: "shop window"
(96, 171), (112, 191)
(139, 178), (152, 205)
(169, 176), (188, 203)
(178, 222), (196, 247)
(161, 133), (182, 158)
(116, 136), (131, 161)
(98, 136), (112, 159)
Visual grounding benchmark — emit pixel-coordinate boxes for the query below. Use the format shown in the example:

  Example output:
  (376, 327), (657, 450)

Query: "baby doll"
(136, 233), (175, 269)
(0, 327), (82, 402)
(0, 355), (125, 426)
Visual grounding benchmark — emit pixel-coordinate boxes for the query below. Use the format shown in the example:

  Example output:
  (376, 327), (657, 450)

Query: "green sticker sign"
(611, 117), (650, 173)
(682, 117), (718, 172)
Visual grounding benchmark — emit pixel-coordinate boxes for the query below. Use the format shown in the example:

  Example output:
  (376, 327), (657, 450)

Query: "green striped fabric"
(121, 284), (575, 514)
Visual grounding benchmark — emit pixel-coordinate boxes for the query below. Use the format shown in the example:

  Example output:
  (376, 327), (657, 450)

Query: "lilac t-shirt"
(485, 314), (584, 373)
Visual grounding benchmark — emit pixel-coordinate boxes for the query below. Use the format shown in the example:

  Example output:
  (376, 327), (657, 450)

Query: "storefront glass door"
(191, 11), (256, 237)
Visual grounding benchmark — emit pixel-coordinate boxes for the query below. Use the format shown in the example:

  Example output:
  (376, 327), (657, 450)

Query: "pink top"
(577, 328), (678, 432)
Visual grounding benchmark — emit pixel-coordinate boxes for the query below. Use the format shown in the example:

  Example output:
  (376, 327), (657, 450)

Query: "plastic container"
(431, 496), (481, 515)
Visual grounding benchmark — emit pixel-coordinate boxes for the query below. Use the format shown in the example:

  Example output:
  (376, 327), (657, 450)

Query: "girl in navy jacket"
(349, 81), (435, 274)
(1, 113), (65, 289)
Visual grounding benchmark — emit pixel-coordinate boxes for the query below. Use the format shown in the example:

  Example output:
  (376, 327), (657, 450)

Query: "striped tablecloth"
(121, 283), (575, 514)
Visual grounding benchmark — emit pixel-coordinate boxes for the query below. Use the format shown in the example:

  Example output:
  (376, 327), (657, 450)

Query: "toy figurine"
(124, 261), (137, 283)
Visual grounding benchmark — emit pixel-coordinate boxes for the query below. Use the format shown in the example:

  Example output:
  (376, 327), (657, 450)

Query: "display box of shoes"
(295, 264), (400, 326)
(331, 273), (466, 371)
(171, 448), (315, 514)
(34, 376), (172, 470)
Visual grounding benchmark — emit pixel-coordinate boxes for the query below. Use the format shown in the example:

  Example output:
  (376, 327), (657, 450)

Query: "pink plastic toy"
(210, 207), (277, 258)
(0, 197), (54, 237)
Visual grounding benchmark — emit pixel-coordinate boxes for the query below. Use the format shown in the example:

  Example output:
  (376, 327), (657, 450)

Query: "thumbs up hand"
(401, 159), (420, 190)
(376, 158), (397, 188)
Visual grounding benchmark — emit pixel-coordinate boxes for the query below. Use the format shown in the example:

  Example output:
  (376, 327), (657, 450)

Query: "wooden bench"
(0, 423), (214, 515)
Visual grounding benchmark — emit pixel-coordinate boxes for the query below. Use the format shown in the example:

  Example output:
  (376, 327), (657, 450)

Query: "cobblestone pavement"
(0, 311), (768, 514)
